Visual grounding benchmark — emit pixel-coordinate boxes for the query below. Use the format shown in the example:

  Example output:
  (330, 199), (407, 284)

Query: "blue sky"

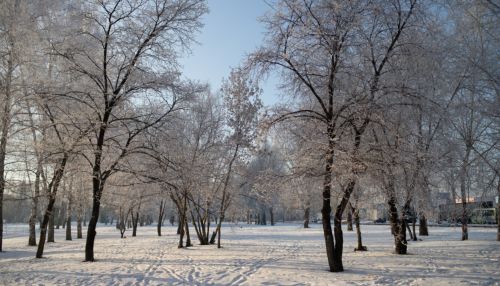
(179, 0), (280, 106)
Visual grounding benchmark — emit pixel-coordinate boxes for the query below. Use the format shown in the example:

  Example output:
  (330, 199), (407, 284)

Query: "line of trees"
(0, 0), (498, 274)
(247, 0), (499, 272)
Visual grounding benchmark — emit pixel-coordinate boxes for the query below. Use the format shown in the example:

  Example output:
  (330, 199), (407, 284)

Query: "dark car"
(374, 218), (386, 223)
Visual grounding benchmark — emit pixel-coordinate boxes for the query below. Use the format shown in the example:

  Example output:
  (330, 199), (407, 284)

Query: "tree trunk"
(332, 179), (356, 272)
(157, 200), (165, 237)
(210, 217), (218, 244)
(347, 208), (353, 231)
(411, 216), (417, 241)
(84, 106), (113, 261)
(177, 200), (185, 248)
(36, 156), (68, 258)
(210, 230), (217, 245)
(27, 101), (43, 247)
(332, 214), (344, 272)
(85, 184), (102, 261)
(0, 45), (14, 253)
(132, 210), (139, 237)
(118, 206), (128, 239)
(398, 218), (408, 254)
(388, 197), (407, 255)
(83, 209), (87, 227)
(185, 219), (192, 247)
(36, 199), (56, 258)
(419, 214), (428, 236)
(321, 130), (337, 272)
(216, 144), (239, 249)
(178, 222), (184, 248)
(77, 214), (83, 239)
(406, 221), (414, 241)
(459, 146), (471, 241)
(497, 177), (499, 241)
(395, 219), (407, 254)
(66, 196), (72, 241)
(353, 207), (366, 251)
(28, 193), (38, 246)
(48, 209), (55, 243)
(56, 205), (62, 229)
(269, 206), (275, 226)
(303, 206), (310, 228)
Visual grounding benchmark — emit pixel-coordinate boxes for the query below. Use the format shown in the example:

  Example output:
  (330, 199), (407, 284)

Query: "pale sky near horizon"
(179, 0), (280, 106)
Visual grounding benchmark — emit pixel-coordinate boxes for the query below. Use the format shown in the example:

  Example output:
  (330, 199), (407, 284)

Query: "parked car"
(374, 218), (386, 223)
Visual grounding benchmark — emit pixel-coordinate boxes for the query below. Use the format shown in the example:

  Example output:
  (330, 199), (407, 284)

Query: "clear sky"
(179, 0), (280, 106)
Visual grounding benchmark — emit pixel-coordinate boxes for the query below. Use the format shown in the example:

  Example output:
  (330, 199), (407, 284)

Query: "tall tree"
(215, 68), (262, 248)
(49, 0), (207, 261)
(250, 0), (416, 271)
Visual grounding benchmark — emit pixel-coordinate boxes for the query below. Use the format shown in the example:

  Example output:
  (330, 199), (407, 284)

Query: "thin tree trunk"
(321, 129), (336, 272)
(269, 206), (275, 226)
(157, 200), (164, 237)
(132, 209), (139, 237)
(332, 179), (356, 272)
(303, 205), (310, 229)
(352, 206), (366, 251)
(28, 203), (38, 246)
(56, 205), (62, 229)
(177, 217), (181, 235)
(210, 217), (218, 244)
(406, 221), (414, 241)
(28, 153), (42, 246)
(497, 177), (499, 241)
(459, 146), (471, 241)
(216, 144), (239, 249)
(61, 210), (65, 229)
(176, 197), (185, 248)
(419, 213), (428, 236)
(37, 200), (55, 258)
(0, 42), (14, 253)
(66, 195), (72, 241)
(260, 209), (266, 225)
(185, 219), (192, 247)
(411, 216), (417, 241)
(48, 208), (55, 243)
(85, 186), (102, 261)
(36, 156), (68, 258)
(77, 213), (83, 239)
(83, 209), (87, 227)
(347, 207), (353, 231)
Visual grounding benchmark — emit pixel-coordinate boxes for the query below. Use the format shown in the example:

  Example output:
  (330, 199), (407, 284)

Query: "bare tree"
(250, 0), (416, 271)
(46, 0), (207, 261)
(214, 68), (262, 248)
(0, 0), (22, 252)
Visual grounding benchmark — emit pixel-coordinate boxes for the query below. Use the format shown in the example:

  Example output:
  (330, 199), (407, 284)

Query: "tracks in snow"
(125, 238), (304, 285)
(225, 241), (302, 285)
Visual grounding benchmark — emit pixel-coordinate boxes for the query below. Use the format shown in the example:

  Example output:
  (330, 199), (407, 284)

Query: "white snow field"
(1, 223), (499, 286)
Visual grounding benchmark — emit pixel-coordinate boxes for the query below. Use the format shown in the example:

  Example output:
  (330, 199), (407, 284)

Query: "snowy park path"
(1, 224), (499, 285)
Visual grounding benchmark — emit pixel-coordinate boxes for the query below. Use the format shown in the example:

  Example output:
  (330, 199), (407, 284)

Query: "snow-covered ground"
(1, 223), (499, 286)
